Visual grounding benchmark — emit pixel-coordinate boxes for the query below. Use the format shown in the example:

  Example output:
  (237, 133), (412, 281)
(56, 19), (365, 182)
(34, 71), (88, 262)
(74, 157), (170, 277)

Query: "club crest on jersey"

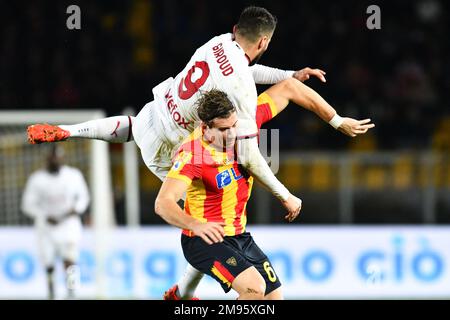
(172, 151), (192, 171)
(216, 168), (243, 189)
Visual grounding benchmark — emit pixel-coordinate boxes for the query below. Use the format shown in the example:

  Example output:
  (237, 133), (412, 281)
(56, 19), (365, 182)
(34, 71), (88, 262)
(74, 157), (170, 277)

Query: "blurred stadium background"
(0, 0), (449, 299)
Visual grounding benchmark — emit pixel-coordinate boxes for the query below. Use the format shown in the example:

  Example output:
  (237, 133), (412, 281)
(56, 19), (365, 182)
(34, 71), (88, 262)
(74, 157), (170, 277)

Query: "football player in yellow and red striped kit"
(155, 89), (298, 300)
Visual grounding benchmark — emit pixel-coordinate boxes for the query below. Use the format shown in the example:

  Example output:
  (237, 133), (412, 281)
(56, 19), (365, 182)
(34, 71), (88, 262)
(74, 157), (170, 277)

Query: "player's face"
(47, 146), (64, 173)
(207, 112), (238, 150)
(47, 154), (62, 173)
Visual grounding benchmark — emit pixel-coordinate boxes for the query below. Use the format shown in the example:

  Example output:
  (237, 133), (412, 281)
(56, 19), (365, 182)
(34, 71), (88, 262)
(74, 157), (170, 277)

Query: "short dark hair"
(235, 6), (277, 42)
(196, 90), (236, 127)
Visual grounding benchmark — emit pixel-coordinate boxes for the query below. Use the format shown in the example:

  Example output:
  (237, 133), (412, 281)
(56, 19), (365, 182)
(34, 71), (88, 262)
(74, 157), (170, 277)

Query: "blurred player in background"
(27, 6), (373, 299)
(21, 145), (90, 300)
(155, 90), (300, 300)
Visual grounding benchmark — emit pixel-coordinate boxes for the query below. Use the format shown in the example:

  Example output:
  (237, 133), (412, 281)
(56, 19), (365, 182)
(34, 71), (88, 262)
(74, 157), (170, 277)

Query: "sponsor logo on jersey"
(215, 168), (242, 189)
(216, 170), (232, 189)
(165, 90), (191, 129)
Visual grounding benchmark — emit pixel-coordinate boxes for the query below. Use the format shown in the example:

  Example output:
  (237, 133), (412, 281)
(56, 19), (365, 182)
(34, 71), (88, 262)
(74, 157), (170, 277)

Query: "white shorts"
(133, 99), (189, 181)
(36, 216), (82, 267)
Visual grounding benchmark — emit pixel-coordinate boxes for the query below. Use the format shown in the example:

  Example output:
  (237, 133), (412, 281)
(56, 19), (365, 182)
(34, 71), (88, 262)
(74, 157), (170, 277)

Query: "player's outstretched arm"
(250, 65), (326, 85)
(263, 78), (375, 137)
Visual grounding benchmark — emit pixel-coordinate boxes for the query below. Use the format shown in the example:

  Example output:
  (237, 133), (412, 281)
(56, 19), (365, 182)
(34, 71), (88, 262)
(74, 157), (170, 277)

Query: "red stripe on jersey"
(213, 260), (235, 283)
(233, 164), (250, 235)
(256, 102), (272, 129)
(202, 151), (225, 223)
(254, 101), (274, 144)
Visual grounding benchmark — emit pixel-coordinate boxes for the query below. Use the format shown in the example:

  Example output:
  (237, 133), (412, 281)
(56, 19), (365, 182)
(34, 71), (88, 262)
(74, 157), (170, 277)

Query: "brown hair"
(196, 90), (236, 127)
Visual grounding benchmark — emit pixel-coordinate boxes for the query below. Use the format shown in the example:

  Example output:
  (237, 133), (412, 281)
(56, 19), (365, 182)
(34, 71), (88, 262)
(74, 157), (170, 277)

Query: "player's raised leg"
(263, 78), (375, 137)
(263, 77), (335, 121)
(27, 115), (134, 144)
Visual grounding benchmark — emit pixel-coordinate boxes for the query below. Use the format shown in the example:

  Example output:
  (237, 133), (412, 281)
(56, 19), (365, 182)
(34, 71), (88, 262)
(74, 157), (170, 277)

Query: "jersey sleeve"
(250, 64), (294, 85)
(255, 92), (279, 128)
(167, 150), (201, 185)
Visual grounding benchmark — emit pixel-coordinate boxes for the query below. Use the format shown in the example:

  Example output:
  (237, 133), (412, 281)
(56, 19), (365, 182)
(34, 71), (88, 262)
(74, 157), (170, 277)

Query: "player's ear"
(201, 122), (212, 142)
(258, 36), (267, 50)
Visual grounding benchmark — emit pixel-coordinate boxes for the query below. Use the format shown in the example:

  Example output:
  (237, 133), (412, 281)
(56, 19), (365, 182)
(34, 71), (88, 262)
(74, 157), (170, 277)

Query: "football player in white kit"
(21, 145), (90, 299)
(27, 7), (374, 299)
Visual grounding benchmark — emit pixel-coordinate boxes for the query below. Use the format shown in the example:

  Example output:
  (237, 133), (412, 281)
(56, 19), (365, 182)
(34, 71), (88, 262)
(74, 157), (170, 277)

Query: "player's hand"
(191, 221), (226, 245)
(281, 194), (302, 223)
(46, 217), (59, 225)
(338, 118), (375, 137)
(293, 67), (326, 83)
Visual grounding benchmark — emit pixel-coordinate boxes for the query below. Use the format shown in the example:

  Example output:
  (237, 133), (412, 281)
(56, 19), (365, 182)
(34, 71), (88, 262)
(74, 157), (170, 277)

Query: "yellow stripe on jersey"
(220, 165), (238, 236)
(186, 178), (207, 223)
(166, 173), (192, 186)
(257, 92), (279, 118)
(167, 150), (194, 184)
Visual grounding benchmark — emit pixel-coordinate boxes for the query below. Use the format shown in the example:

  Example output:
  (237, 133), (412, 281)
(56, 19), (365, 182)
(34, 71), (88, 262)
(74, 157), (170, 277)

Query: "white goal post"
(0, 109), (115, 298)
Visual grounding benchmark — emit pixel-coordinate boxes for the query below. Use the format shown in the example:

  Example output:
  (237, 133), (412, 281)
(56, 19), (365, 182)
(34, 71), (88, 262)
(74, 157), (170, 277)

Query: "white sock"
(59, 116), (134, 143)
(177, 264), (204, 299)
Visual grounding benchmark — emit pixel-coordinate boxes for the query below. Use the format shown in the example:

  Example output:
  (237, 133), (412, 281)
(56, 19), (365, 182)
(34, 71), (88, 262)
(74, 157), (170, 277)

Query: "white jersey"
(21, 165), (90, 221)
(133, 32), (293, 191)
(152, 33), (261, 144)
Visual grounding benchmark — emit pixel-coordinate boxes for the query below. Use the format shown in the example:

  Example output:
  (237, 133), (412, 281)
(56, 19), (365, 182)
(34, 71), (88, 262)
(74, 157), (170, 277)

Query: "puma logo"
(110, 121), (120, 138)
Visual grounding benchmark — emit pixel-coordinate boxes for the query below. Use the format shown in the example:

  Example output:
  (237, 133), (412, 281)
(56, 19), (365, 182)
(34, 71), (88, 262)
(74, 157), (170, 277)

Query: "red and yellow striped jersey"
(255, 92), (279, 129)
(167, 92), (278, 237)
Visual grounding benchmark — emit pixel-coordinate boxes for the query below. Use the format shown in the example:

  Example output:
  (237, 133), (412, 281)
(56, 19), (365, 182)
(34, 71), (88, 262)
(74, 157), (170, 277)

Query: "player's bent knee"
(268, 78), (299, 103)
(282, 77), (300, 93)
